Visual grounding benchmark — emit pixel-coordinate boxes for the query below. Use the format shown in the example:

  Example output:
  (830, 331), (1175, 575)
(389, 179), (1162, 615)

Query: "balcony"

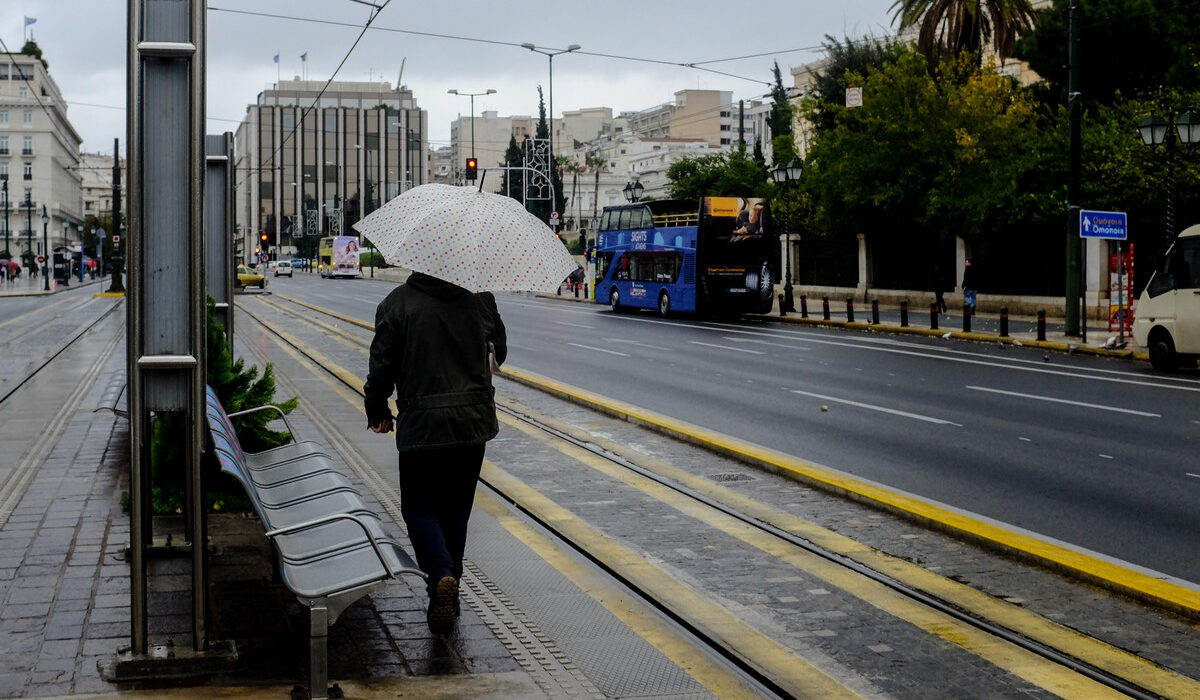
(20, 148), (33, 156)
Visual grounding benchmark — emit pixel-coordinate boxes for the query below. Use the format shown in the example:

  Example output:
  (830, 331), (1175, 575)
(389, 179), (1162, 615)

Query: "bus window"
(636, 208), (653, 229)
(600, 209), (614, 231)
(626, 251), (681, 283)
(618, 208), (633, 230)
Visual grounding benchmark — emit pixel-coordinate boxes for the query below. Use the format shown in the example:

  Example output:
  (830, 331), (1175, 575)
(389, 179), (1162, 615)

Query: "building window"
(0, 164), (7, 181)
(23, 163), (32, 180)
(0, 136), (7, 154)
(24, 187), (32, 203)
(22, 136), (32, 155)
(23, 110), (33, 126)
(0, 110), (7, 124)
(18, 87), (28, 98)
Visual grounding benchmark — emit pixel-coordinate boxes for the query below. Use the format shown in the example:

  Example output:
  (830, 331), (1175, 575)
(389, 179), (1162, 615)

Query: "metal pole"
(41, 206), (49, 291)
(1064, 0), (1082, 335)
(107, 138), (125, 293)
(470, 93), (476, 161)
(2, 178), (8, 257)
(1117, 240), (1126, 348)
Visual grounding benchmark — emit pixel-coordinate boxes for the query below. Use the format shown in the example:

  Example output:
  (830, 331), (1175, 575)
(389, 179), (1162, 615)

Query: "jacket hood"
(407, 271), (470, 300)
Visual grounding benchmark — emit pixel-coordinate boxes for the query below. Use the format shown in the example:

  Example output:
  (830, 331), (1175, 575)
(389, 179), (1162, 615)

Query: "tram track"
(239, 293), (1200, 699)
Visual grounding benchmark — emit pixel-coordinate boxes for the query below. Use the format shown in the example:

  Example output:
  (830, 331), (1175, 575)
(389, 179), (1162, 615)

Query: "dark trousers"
(397, 444), (485, 594)
(935, 290), (947, 313)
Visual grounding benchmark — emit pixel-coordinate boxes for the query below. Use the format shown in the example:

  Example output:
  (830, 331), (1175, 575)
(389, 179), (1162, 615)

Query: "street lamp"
(521, 42), (580, 214)
(40, 205), (49, 291)
(622, 179), (643, 203)
(1138, 109), (1200, 244)
(772, 158), (803, 314)
(77, 223), (85, 283)
(447, 89), (496, 171)
(1, 178), (9, 259)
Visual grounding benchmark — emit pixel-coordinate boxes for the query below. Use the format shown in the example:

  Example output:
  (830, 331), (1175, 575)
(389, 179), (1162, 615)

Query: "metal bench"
(203, 386), (425, 700)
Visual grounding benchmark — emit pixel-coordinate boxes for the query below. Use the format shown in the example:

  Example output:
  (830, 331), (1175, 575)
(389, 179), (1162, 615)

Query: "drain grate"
(707, 472), (756, 483)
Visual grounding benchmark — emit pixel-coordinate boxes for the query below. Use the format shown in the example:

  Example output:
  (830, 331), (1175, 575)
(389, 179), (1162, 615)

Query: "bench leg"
(309, 604), (331, 700)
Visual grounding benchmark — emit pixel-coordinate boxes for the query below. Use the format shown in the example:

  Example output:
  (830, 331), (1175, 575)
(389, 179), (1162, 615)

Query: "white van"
(1133, 223), (1200, 370)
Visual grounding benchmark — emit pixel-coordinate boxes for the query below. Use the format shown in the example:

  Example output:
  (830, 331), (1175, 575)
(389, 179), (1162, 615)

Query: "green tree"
(891, 0), (1037, 65)
(529, 87), (567, 223)
(666, 150), (769, 201)
(499, 134), (525, 202)
(1015, 0), (1200, 106)
(811, 34), (906, 132)
(804, 48), (1054, 253)
(767, 62), (796, 166)
(586, 151), (607, 225)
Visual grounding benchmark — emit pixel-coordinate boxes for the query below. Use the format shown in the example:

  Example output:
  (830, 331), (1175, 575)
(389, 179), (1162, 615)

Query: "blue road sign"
(1079, 209), (1127, 240)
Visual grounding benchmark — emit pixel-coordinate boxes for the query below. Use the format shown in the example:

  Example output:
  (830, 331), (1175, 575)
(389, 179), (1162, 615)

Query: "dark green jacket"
(364, 273), (507, 452)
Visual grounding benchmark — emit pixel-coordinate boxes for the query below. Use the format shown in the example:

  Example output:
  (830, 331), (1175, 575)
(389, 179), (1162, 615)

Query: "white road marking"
(606, 338), (671, 351)
(689, 341), (764, 355)
(1018, 437), (1032, 442)
(789, 389), (962, 426)
(566, 342), (629, 357)
(554, 321), (593, 329)
(1187, 473), (1200, 479)
(1099, 454), (1114, 460)
(966, 386), (1160, 417)
(726, 337), (812, 350)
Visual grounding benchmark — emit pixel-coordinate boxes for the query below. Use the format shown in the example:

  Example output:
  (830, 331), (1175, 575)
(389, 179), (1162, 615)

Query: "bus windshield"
(593, 197), (777, 317)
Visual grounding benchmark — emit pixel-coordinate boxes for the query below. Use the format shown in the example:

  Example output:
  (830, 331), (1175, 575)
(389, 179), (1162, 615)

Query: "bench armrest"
(227, 404), (297, 440)
(265, 513), (425, 581)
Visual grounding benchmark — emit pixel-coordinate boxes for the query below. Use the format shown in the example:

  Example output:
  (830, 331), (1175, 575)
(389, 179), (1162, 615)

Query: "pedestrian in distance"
(961, 258), (978, 314)
(933, 264), (948, 315)
(364, 271), (507, 635)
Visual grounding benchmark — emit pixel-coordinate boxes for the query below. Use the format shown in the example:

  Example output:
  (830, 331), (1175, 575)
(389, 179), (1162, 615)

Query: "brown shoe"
(427, 575), (458, 634)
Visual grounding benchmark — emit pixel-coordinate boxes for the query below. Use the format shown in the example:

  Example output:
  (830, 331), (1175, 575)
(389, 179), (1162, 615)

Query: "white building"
(0, 46), (83, 261)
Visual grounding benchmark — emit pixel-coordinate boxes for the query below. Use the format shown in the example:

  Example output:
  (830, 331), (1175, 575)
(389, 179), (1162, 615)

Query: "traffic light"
(260, 233), (268, 245)
(465, 158), (478, 181)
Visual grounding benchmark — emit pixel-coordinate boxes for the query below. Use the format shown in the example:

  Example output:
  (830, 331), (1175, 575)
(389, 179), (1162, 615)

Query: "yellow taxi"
(236, 264), (267, 290)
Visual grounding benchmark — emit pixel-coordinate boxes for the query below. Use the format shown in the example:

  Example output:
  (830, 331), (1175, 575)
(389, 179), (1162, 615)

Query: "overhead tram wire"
(219, 0), (394, 192)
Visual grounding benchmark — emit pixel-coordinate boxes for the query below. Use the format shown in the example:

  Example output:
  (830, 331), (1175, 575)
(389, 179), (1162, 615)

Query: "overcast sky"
(2, 1), (899, 156)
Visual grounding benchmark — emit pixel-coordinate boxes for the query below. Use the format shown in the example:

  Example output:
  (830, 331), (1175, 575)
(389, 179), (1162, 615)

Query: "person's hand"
(369, 418), (394, 433)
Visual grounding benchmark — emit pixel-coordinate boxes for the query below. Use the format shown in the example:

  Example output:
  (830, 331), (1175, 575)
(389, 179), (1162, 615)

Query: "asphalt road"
(259, 273), (1200, 586)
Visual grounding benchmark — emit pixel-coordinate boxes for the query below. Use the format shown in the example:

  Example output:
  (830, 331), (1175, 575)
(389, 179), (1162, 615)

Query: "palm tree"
(585, 152), (607, 226)
(890, 0), (1037, 65)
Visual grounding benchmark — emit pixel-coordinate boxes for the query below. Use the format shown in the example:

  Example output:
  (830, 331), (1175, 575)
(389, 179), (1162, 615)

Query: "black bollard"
(583, 282), (589, 299)
(800, 295), (809, 318)
(900, 300), (909, 327)
(846, 298), (855, 324)
(574, 283), (580, 298)
(822, 296), (830, 320)
(963, 305), (972, 333)
(1037, 309), (1046, 341)
(871, 299), (880, 325)
(930, 303), (939, 330)
(778, 294), (786, 317)
(999, 306), (1009, 337)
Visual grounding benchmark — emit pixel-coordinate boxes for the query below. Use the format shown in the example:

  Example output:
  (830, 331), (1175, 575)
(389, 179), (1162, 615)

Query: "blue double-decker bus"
(593, 196), (777, 317)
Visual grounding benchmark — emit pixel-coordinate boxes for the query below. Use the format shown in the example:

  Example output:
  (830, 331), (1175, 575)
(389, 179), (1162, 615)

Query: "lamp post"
(447, 88), (496, 171)
(40, 205), (49, 291)
(1138, 109), (1200, 245)
(25, 190), (33, 264)
(622, 179), (643, 203)
(2, 178), (8, 259)
(772, 158), (803, 314)
(521, 42), (579, 216)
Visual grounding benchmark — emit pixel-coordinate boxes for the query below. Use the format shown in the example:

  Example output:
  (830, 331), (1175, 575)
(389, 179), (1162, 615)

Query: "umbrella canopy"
(352, 183), (577, 293)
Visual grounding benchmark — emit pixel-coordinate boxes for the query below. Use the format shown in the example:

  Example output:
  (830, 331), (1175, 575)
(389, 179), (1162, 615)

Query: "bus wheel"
(1148, 330), (1178, 371)
(657, 291), (671, 317)
(609, 288), (622, 313)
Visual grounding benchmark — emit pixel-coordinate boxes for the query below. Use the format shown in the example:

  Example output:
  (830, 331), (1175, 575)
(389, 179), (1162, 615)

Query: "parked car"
(1133, 223), (1200, 370)
(274, 260), (293, 277)
(236, 264), (267, 289)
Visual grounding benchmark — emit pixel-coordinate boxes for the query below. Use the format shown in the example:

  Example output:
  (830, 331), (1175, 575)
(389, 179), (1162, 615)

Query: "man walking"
(961, 258), (978, 314)
(364, 271), (507, 634)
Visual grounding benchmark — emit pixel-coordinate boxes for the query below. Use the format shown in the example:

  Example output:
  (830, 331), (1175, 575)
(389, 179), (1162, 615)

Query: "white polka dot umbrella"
(352, 183), (577, 293)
